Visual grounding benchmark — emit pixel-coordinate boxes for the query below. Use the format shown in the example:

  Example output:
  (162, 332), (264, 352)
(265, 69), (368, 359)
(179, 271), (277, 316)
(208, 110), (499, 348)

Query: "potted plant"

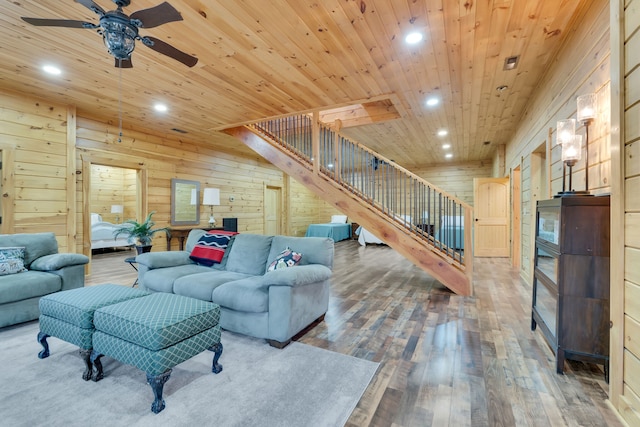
(113, 211), (171, 254)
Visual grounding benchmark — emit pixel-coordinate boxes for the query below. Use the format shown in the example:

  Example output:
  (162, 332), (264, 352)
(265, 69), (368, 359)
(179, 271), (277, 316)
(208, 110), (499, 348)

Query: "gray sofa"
(0, 232), (90, 328)
(135, 231), (334, 347)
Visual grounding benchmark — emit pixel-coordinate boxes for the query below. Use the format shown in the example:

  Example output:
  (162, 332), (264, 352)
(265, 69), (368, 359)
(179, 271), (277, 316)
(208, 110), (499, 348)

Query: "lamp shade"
(202, 188), (220, 206)
(577, 93), (597, 123)
(110, 204), (124, 214)
(556, 119), (576, 145)
(561, 135), (582, 163)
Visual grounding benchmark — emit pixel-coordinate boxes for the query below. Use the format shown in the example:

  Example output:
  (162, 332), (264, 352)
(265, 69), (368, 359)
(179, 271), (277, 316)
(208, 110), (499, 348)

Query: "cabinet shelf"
(531, 196), (610, 381)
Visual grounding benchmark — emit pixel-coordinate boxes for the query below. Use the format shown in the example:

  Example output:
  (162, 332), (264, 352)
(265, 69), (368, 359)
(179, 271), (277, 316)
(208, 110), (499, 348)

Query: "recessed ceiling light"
(405, 32), (423, 44)
(154, 103), (168, 113)
(442, 144), (451, 149)
(437, 129), (448, 137)
(42, 65), (61, 75)
(445, 153), (453, 159)
(426, 97), (439, 107)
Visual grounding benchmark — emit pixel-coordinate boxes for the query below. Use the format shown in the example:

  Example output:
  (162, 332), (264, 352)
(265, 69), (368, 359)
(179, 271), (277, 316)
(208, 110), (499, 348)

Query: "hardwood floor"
(87, 242), (623, 427)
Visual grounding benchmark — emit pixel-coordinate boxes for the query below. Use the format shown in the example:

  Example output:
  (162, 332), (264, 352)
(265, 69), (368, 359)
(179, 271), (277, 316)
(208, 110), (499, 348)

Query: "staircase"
(223, 114), (473, 296)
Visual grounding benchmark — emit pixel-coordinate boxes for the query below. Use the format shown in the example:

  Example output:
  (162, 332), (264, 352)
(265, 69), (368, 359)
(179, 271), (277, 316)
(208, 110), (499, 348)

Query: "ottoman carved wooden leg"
(79, 349), (94, 381)
(37, 332), (50, 359)
(147, 370), (172, 414)
(209, 342), (223, 374)
(90, 351), (104, 382)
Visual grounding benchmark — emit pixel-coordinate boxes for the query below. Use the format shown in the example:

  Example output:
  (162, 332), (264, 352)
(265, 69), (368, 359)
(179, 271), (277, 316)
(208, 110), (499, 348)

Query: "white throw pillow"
(330, 215), (348, 224)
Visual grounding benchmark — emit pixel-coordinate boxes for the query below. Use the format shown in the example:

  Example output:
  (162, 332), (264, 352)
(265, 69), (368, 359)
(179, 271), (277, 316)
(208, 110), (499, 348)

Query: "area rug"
(0, 322), (379, 427)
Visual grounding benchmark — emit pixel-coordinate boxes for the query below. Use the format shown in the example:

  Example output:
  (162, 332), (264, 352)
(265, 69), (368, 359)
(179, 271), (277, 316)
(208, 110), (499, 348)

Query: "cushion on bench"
(39, 284), (150, 329)
(93, 293), (220, 351)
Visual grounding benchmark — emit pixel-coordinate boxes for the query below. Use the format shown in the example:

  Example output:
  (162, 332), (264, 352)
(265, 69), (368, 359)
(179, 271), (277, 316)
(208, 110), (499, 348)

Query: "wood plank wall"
(413, 160), (493, 206)
(90, 164), (136, 223)
(0, 89), (329, 254)
(75, 116), (330, 251)
(0, 92), (73, 249)
(504, 0), (611, 284)
(611, 0), (640, 424)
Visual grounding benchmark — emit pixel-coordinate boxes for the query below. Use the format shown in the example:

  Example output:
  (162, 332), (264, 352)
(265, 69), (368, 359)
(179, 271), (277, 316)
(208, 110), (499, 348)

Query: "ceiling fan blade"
(21, 17), (91, 28)
(144, 36), (198, 67)
(74, 0), (106, 15)
(115, 58), (133, 68)
(130, 2), (183, 28)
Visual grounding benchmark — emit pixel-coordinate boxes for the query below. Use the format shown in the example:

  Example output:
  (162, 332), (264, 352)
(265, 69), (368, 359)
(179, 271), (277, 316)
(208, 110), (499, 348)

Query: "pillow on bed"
(90, 213), (102, 225)
(330, 215), (348, 224)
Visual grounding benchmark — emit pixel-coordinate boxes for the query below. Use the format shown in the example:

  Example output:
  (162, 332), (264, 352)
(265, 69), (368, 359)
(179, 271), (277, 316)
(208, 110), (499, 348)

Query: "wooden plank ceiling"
(0, 0), (589, 169)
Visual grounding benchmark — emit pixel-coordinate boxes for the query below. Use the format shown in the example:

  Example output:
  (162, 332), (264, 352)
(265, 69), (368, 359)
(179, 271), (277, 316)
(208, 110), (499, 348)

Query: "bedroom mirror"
(171, 179), (200, 225)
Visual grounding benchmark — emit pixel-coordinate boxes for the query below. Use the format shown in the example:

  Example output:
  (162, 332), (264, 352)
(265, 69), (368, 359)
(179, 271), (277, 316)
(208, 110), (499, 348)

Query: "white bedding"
(90, 213), (133, 250)
(356, 226), (385, 245)
(356, 215), (412, 246)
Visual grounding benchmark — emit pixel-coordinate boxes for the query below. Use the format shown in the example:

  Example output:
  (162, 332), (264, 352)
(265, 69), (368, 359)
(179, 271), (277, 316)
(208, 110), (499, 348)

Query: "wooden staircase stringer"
(224, 126), (472, 296)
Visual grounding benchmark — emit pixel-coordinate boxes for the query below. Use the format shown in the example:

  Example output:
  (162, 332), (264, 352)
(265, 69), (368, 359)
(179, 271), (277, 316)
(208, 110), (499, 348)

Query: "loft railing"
(250, 114), (472, 266)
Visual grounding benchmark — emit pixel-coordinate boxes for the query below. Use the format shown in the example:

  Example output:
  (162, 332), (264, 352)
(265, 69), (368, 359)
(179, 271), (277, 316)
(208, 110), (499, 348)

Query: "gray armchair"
(0, 232), (89, 328)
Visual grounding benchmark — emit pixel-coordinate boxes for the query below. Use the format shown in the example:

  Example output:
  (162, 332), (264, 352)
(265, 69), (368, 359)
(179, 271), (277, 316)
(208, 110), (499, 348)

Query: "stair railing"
(250, 114), (472, 266)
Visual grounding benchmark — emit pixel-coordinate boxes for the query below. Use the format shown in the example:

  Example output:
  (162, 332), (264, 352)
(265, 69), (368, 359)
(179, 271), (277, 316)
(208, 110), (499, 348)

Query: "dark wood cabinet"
(531, 195), (610, 380)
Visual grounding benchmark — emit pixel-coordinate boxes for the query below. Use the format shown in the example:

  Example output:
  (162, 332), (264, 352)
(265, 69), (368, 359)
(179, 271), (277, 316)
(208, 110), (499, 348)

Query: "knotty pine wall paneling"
(0, 91), (74, 251)
(610, 0), (640, 424)
(412, 160), (493, 207)
(76, 117), (330, 247)
(504, 0), (611, 284)
(90, 164), (136, 224)
(0, 88), (328, 257)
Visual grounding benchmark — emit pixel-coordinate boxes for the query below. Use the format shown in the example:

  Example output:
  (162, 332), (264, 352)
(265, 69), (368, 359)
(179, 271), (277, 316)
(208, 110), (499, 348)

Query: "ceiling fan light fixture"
(101, 17), (138, 60)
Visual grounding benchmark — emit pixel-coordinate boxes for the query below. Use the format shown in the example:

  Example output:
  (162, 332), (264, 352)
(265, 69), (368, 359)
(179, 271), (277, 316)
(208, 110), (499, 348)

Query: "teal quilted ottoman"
(91, 292), (223, 414)
(38, 284), (150, 380)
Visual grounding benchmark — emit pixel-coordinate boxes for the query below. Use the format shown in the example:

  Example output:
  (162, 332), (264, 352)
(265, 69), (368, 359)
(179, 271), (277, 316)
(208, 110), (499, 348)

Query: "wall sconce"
(577, 93), (597, 192)
(202, 188), (220, 227)
(110, 204), (124, 223)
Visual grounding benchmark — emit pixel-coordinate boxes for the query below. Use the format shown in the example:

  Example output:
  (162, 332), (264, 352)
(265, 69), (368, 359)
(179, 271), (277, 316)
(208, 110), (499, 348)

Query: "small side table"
(351, 223), (360, 240)
(124, 257), (138, 287)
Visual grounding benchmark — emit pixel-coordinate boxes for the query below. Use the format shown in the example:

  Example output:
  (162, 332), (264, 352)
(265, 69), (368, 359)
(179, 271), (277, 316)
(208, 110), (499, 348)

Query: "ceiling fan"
(21, 0), (198, 68)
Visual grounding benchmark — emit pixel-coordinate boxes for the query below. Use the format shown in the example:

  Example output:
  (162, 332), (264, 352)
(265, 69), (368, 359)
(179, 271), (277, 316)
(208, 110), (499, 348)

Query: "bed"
(91, 213), (133, 250)
(434, 216), (465, 250)
(356, 215), (412, 246)
(305, 215), (351, 242)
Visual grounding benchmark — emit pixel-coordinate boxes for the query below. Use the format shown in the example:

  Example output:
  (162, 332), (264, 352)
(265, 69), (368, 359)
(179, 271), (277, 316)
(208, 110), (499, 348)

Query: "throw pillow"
(330, 215), (348, 223)
(0, 247), (28, 276)
(267, 247), (302, 272)
(189, 231), (238, 266)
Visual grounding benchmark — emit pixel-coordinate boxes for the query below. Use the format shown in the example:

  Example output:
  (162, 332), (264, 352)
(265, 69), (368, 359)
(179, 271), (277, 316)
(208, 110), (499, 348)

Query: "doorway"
(264, 186), (282, 235)
(473, 177), (510, 257)
(81, 154), (147, 271)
